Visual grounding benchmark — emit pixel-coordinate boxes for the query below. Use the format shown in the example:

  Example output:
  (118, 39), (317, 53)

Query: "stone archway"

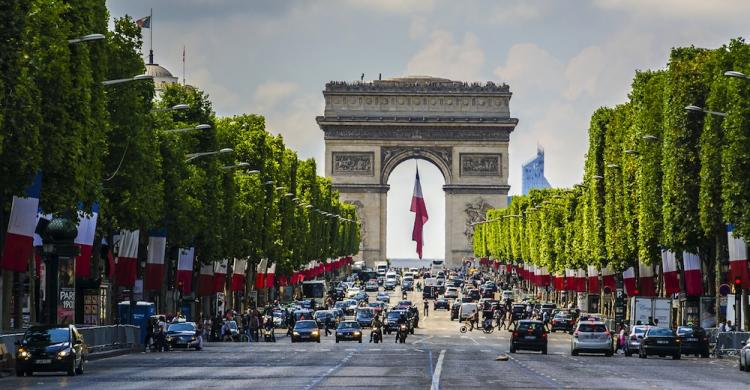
(318, 76), (518, 267)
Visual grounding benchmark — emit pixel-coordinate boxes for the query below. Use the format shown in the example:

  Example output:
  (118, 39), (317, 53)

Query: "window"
(167, 323), (196, 332)
(578, 324), (607, 333)
(647, 328), (674, 337)
(25, 328), (70, 345)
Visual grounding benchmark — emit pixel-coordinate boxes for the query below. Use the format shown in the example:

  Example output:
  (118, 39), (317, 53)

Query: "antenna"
(182, 45), (186, 85)
(360, 73), (365, 82)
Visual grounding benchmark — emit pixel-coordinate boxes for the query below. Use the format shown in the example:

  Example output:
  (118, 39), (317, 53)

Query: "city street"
(5, 287), (748, 389)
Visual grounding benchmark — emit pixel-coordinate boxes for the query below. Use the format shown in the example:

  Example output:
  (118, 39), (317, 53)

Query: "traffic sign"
(719, 283), (730, 296)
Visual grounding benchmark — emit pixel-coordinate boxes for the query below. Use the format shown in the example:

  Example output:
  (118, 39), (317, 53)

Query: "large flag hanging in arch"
(410, 167), (429, 259)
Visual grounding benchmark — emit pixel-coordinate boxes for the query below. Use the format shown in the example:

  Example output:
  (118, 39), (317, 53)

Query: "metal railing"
(712, 331), (750, 358)
(0, 324), (141, 360)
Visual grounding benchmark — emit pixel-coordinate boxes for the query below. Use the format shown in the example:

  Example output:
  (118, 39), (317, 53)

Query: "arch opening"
(386, 158), (445, 262)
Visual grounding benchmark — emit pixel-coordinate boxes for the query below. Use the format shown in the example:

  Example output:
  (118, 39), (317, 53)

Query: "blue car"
(336, 321), (363, 343)
(291, 320), (320, 343)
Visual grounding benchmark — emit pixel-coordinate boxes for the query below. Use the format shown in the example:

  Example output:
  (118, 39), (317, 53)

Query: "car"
(15, 325), (87, 377)
(459, 302), (478, 321)
(342, 299), (358, 315)
(292, 320), (321, 343)
(434, 298), (450, 310)
(272, 310), (288, 328)
(510, 320), (548, 354)
(450, 278), (463, 288)
(402, 279), (414, 291)
(336, 321), (363, 343)
(397, 300), (413, 309)
(639, 327), (681, 359)
(165, 321), (203, 349)
(331, 308), (346, 322)
(623, 325), (651, 357)
(676, 326), (709, 358)
(364, 281), (379, 292)
(501, 290), (513, 302)
(354, 291), (369, 302)
(450, 301), (461, 321)
(346, 287), (361, 298)
(334, 300), (349, 313)
(444, 287), (459, 299)
(356, 308), (375, 328)
(384, 280), (397, 290)
(511, 304), (526, 320)
(540, 303), (556, 316)
(740, 338), (750, 371)
(376, 292), (390, 304)
(293, 309), (315, 322)
(385, 310), (407, 334)
(313, 310), (336, 328)
(571, 321), (613, 356)
(423, 285), (437, 299)
(468, 289), (480, 301)
(577, 313), (603, 323)
(550, 313), (575, 333)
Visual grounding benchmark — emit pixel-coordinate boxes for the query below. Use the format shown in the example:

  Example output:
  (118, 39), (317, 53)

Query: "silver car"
(624, 325), (651, 357)
(740, 338), (750, 372)
(571, 321), (613, 356)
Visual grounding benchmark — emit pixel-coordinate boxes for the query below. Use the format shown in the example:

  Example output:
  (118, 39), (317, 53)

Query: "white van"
(385, 271), (398, 285)
(459, 303), (478, 321)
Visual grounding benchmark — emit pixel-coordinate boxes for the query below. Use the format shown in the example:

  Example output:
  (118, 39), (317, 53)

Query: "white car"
(571, 321), (614, 356)
(445, 287), (459, 299)
(347, 287), (361, 298)
(459, 303), (478, 321)
(740, 338), (750, 372)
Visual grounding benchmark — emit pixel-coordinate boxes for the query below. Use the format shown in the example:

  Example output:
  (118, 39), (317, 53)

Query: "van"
(459, 303), (478, 321)
(385, 272), (398, 284)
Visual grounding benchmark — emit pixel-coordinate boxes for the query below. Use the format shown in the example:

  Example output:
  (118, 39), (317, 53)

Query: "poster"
(699, 297), (716, 328)
(57, 256), (75, 324)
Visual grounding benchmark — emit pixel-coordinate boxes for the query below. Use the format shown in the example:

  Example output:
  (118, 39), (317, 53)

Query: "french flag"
(553, 272), (564, 290)
(638, 261), (656, 296)
(1, 174), (42, 272)
(214, 259), (228, 293)
(576, 269), (587, 293)
(410, 168), (429, 259)
(176, 248), (195, 294)
(115, 230), (139, 287)
(727, 225), (750, 289)
(683, 251), (704, 296)
(74, 203), (98, 278)
(197, 263), (215, 296)
(539, 266), (549, 286)
(255, 258), (267, 289)
(265, 262), (276, 288)
(144, 229), (166, 292)
(661, 250), (680, 295)
(231, 259), (247, 292)
(565, 268), (575, 291)
(623, 267), (636, 296)
(587, 265), (599, 293)
(601, 266), (616, 291)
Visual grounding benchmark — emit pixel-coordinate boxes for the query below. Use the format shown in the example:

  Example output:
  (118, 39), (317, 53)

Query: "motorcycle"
(371, 326), (383, 343)
(482, 318), (494, 334)
(397, 324), (408, 344)
(262, 326), (276, 342)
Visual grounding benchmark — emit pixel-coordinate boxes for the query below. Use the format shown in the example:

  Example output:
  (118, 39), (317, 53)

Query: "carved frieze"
(464, 198), (493, 244)
(321, 125), (512, 141)
(460, 153), (501, 176)
(332, 152), (374, 176)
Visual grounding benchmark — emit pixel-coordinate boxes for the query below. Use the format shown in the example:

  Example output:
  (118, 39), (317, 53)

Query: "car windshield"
(399, 301), (412, 306)
(167, 323), (195, 332)
(648, 328), (674, 337)
(24, 328), (69, 345)
(578, 324), (607, 332)
(273, 311), (285, 318)
(295, 321), (317, 329)
(335, 302), (346, 308)
(387, 311), (403, 319)
(517, 322), (544, 332)
(633, 327), (648, 335)
(357, 310), (373, 318)
(554, 314), (571, 320)
(338, 322), (361, 330)
(314, 312), (331, 319)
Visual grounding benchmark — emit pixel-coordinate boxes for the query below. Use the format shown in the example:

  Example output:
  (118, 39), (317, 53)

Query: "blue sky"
(108, 0), (750, 259)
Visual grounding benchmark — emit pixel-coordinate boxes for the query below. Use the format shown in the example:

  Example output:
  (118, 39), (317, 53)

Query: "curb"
(87, 348), (139, 361)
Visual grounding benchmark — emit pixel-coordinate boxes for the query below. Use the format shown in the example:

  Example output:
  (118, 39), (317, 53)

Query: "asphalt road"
(5, 286), (749, 389)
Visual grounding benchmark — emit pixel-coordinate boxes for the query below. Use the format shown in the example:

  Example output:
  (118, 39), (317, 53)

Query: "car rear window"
(578, 324), (607, 332)
(517, 322), (544, 332)
(648, 328), (674, 337)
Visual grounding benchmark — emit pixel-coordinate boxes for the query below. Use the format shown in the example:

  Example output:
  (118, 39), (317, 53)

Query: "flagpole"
(183, 45), (186, 85)
(148, 8), (153, 64)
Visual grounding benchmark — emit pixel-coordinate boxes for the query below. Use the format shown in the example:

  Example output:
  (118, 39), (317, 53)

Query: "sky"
(108, 0), (750, 259)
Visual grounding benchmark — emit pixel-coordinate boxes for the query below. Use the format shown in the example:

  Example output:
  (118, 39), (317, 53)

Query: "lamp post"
(185, 148), (232, 163)
(724, 70), (750, 81)
(685, 105), (727, 117)
(68, 33), (105, 44)
(164, 124), (211, 133)
(102, 74), (153, 86)
(151, 104), (190, 113)
(221, 162), (250, 170)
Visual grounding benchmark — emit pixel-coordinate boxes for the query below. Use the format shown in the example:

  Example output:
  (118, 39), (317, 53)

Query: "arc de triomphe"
(317, 76), (518, 267)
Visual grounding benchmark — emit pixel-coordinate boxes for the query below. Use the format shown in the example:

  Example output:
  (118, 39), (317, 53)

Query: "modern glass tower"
(521, 146), (551, 195)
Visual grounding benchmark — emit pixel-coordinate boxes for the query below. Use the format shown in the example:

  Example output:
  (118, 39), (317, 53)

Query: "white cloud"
(252, 81), (299, 112)
(488, 2), (542, 23)
(409, 16), (429, 39)
(494, 43), (565, 94)
(593, 0), (750, 21)
(341, 0), (435, 14)
(262, 93), (326, 173)
(563, 46), (606, 100)
(406, 31), (485, 80)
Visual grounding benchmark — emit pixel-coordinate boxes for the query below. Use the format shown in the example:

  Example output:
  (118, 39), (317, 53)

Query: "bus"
(354, 268), (377, 283)
(430, 260), (445, 275)
(302, 280), (327, 306)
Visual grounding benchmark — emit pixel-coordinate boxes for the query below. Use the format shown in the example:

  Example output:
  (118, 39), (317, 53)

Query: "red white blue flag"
(74, 203), (99, 278)
(727, 225), (749, 288)
(177, 247), (195, 294)
(661, 250), (680, 295)
(683, 251), (703, 296)
(115, 230), (139, 287)
(144, 229), (166, 291)
(1, 174), (42, 272)
(410, 168), (429, 259)
(135, 16), (151, 28)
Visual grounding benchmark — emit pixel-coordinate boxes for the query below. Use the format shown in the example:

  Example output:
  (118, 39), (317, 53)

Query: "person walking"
(324, 316), (333, 337)
(423, 300), (429, 317)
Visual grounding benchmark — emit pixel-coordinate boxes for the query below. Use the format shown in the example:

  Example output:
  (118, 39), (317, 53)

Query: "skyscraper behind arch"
(521, 146), (551, 195)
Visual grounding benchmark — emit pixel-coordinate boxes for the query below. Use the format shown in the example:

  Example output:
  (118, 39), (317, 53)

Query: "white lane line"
(430, 349), (446, 390)
(413, 335), (434, 344)
(304, 351), (354, 390)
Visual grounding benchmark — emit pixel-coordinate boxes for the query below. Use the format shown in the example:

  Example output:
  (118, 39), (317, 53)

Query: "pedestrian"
(423, 300), (429, 317)
(542, 310), (550, 331)
(324, 316), (332, 336)
(718, 320), (726, 332)
(726, 320), (734, 331)
(249, 310), (259, 342)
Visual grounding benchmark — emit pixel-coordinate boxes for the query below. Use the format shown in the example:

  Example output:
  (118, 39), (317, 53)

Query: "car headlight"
(311, 331), (319, 336)
(293, 332), (300, 336)
(353, 331), (361, 336)
(167, 336), (173, 342)
(18, 349), (30, 359)
(57, 349), (68, 358)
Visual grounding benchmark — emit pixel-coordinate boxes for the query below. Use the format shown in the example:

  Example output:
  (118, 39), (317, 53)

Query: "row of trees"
(473, 38), (750, 301)
(0, 1), (359, 296)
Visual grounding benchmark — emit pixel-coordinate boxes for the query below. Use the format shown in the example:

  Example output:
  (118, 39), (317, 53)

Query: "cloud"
(406, 31), (485, 80)
(341, 0), (435, 14)
(593, 0), (750, 21)
(488, 2), (543, 23)
(494, 43), (565, 94)
(409, 16), (429, 39)
(252, 81), (299, 112)
(563, 46), (606, 100)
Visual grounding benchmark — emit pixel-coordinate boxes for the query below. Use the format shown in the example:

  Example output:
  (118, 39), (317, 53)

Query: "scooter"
(371, 326), (383, 343)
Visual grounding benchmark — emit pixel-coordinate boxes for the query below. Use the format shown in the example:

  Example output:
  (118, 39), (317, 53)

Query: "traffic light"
(734, 277), (743, 287)
(633, 289), (640, 296)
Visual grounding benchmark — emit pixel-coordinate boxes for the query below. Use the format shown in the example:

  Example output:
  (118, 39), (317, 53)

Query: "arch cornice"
(380, 146), (453, 185)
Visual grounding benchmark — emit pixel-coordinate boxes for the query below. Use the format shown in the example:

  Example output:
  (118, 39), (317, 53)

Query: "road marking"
(304, 351), (354, 390)
(430, 349), (446, 390)
(480, 349), (491, 353)
(413, 335), (434, 344)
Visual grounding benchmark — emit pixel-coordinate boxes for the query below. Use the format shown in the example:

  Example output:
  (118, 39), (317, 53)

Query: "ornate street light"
(221, 162), (250, 170)
(151, 103), (190, 113)
(102, 74), (153, 86)
(68, 33), (105, 44)
(725, 70), (750, 80)
(185, 148), (232, 162)
(164, 124), (211, 133)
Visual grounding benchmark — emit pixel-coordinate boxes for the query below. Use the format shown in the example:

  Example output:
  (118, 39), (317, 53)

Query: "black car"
(511, 304), (526, 320)
(676, 326), (709, 357)
(385, 310), (408, 334)
(15, 325), (87, 376)
(550, 313), (574, 333)
(450, 278), (463, 288)
(355, 308), (375, 328)
(292, 320), (321, 343)
(450, 302), (461, 321)
(336, 321), (363, 343)
(510, 320), (548, 354)
(639, 327), (680, 359)
(468, 289), (481, 301)
(166, 322), (202, 350)
(313, 310), (336, 328)
(434, 298), (450, 310)
(423, 285), (437, 299)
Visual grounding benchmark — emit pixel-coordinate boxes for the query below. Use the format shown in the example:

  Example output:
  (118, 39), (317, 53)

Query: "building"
(145, 62), (178, 95)
(521, 146), (551, 195)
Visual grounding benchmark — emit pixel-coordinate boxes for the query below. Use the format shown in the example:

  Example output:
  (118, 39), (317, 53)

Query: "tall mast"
(148, 8), (154, 64)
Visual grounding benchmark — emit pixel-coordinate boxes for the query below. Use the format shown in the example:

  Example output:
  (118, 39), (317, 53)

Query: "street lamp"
(606, 163), (620, 169)
(642, 135), (659, 141)
(284, 193), (294, 197)
(624, 149), (639, 155)
(151, 103), (190, 113)
(102, 74), (153, 86)
(264, 180), (275, 185)
(275, 186), (285, 191)
(164, 124), (212, 133)
(221, 162), (250, 170)
(247, 170), (260, 174)
(685, 105), (727, 117)
(68, 33), (105, 44)
(185, 147), (232, 162)
(305, 205), (313, 209)
(592, 175), (604, 180)
(724, 70), (750, 80)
